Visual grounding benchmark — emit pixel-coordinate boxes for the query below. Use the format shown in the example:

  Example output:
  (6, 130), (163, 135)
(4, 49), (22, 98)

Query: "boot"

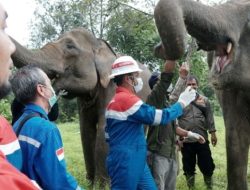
(185, 175), (195, 189)
(204, 175), (213, 190)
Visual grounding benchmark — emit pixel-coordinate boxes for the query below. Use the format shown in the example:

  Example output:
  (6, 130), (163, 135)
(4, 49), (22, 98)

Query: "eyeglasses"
(187, 83), (197, 86)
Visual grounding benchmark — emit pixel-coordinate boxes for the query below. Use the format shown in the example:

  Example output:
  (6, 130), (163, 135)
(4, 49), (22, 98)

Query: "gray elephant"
(154, 0), (250, 189)
(11, 28), (152, 187)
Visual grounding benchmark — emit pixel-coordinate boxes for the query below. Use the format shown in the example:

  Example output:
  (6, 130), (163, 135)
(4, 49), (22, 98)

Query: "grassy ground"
(58, 116), (245, 190)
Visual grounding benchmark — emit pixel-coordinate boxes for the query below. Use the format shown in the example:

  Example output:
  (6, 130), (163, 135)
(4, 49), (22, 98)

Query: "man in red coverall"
(0, 3), (38, 190)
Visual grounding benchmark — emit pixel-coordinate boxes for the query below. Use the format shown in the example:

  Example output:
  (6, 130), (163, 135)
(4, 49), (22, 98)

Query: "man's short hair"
(10, 66), (46, 104)
(187, 75), (199, 86)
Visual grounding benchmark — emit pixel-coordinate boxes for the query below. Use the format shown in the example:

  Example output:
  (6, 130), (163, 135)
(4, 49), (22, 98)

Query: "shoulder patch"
(56, 147), (64, 161)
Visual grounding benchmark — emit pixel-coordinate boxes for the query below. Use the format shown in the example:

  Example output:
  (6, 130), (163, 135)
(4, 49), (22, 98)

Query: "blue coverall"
(105, 87), (183, 190)
(13, 103), (82, 190)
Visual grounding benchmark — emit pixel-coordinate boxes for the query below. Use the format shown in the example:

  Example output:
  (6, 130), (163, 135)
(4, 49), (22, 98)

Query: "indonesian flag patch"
(56, 147), (64, 161)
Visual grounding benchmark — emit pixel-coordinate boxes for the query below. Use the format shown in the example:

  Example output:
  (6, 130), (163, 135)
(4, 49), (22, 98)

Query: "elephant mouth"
(214, 42), (233, 73)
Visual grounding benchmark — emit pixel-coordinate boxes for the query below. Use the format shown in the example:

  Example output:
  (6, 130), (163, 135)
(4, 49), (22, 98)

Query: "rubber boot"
(185, 175), (195, 189)
(204, 175), (213, 190)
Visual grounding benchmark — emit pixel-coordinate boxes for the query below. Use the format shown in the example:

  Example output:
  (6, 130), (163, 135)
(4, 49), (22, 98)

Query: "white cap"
(109, 56), (142, 79)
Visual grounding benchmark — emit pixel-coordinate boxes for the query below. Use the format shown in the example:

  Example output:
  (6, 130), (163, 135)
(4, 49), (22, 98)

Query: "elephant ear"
(94, 39), (116, 88)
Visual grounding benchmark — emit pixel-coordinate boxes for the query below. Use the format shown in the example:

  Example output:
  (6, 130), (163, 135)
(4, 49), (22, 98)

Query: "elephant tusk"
(227, 42), (232, 54)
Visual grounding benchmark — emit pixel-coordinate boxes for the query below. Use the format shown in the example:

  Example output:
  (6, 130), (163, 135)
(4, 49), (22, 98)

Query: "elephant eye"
(66, 43), (75, 49)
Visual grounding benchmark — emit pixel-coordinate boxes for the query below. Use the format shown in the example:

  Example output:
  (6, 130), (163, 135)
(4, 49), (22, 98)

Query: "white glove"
(178, 86), (196, 108)
(187, 131), (201, 141)
(187, 131), (205, 143)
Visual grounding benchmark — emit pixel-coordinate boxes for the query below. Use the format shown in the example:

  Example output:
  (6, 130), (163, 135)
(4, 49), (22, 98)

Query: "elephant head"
(154, 0), (250, 90)
(11, 28), (116, 96)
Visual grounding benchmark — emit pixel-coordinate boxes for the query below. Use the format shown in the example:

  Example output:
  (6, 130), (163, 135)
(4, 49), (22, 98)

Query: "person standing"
(146, 60), (205, 190)
(171, 73), (217, 189)
(11, 66), (83, 190)
(105, 55), (197, 190)
(0, 3), (38, 189)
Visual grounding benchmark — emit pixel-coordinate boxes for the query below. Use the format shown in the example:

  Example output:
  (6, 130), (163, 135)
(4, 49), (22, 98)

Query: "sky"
(1, 0), (36, 45)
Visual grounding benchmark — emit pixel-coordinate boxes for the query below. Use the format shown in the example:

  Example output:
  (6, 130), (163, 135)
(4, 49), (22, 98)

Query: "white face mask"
(134, 77), (143, 93)
(48, 86), (57, 108)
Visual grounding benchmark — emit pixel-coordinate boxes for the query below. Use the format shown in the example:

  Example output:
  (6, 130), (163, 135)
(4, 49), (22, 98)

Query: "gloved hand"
(187, 131), (206, 144)
(178, 86), (196, 108)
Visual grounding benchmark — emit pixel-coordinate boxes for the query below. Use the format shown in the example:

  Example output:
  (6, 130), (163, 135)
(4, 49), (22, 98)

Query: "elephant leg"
(78, 98), (97, 185)
(225, 123), (249, 190)
(95, 115), (109, 188)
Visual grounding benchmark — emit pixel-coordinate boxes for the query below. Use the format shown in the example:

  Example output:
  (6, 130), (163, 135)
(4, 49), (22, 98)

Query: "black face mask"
(0, 82), (11, 99)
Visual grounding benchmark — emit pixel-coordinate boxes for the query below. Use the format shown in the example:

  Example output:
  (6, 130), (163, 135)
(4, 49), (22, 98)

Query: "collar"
(23, 103), (49, 120)
(116, 86), (134, 94)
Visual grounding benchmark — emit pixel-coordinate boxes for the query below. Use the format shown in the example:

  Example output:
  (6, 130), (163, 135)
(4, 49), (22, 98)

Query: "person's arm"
(34, 125), (82, 190)
(169, 62), (189, 103)
(205, 99), (217, 146)
(0, 151), (38, 190)
(0, 116), (22, 170)
(129, 86), (196, 126)
(176, 126), (205, 144)
(146, 60), (176, 108)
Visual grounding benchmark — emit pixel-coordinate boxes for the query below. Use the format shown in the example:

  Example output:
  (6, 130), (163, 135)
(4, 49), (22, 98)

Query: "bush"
(0, 96), (13, 122)
(57, 98), (79, 123)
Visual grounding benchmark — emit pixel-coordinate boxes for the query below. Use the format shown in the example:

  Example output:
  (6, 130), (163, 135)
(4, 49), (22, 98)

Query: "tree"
(28, 0), (222, 119)
(106, 3), (161, 70)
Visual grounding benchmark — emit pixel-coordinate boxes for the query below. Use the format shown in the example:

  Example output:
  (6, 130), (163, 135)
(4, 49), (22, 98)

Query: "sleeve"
(34, 126), (81, 190)
(169, 77), (187, 103)
(129, 101), (183, 126)
(146, 72), (173, 108)
(0, 151), (38, 190)
(0, 116), (22, 170)
(205, 99), (216, 133)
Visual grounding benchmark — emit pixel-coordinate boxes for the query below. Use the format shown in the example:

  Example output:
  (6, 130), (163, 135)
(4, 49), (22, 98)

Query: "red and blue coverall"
(105, 86), (183, 190)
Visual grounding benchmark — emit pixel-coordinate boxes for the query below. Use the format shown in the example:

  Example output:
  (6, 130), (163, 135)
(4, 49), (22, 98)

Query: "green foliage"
(30, 0), (88, 47)
(57, 98), (79, 123)
(106, 5), (161, 70)
(0, 98), (12, 122)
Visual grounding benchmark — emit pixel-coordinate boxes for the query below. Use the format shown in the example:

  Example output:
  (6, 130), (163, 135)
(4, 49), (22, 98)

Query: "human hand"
(164, 60), (176, 73)
(179, 62), (189, 79)
(178, 86), (196, 108)
(57, 89), (68, 100)
(176, 139), (184, 150)
(187, 131), (206, 144)
(211, 132), (217, 147)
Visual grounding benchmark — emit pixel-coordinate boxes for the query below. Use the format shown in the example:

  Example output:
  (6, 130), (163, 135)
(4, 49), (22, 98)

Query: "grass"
(58, 116), (249, 190)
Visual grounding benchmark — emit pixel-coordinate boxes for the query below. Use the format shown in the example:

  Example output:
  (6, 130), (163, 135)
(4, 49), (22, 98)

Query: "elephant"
(11, 28), (152, 187)
(153, 0), (250, 189)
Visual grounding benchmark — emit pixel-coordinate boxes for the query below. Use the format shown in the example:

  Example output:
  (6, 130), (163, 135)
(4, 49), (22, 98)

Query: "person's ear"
(123, 75), (129, 83)
(37, 84), (46, 97)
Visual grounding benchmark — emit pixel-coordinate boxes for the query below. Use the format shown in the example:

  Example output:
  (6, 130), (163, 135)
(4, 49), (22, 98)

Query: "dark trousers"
(181, 142), (215, 177)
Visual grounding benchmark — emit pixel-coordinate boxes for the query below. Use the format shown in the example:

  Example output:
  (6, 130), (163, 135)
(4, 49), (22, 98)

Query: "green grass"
(58, 116), (249, 190)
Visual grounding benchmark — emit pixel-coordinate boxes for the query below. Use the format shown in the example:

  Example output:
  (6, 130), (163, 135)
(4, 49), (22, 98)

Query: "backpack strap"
(191, 102), (207, 117)
(15, 113), (41, 137)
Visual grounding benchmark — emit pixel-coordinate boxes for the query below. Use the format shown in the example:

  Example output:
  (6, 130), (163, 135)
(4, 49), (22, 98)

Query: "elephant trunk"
(154, 0), (186, 60)
(154, 0), (237, 60)
(11, 38), (64, 78)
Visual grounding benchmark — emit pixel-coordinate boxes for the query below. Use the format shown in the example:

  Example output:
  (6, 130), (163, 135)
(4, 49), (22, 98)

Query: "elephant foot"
(86, 174), (95, 189)
(94, 176), (109, 190)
